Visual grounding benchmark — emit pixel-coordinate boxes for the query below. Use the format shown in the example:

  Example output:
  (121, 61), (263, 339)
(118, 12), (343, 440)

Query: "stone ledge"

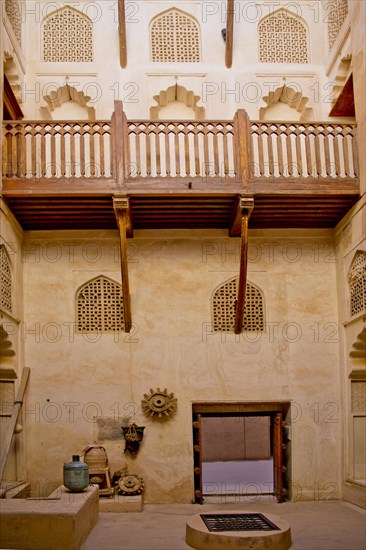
(99, 494), (143, 512)
(0, 484), (99, 550)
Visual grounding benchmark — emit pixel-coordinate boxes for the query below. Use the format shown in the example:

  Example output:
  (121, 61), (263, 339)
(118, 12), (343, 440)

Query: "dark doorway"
(192, 402), (291, 504)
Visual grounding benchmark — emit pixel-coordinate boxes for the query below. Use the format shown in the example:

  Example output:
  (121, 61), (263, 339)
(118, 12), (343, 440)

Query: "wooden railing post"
(111, 100), (128, 187)
(233, 109), (253, 186)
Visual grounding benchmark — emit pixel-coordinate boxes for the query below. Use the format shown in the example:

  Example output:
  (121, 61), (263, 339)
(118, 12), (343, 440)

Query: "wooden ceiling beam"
(113, 196), (132, 333)
(225, 0), (234, 68)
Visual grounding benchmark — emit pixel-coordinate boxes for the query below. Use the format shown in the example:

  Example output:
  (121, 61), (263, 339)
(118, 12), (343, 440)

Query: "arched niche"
(150, 84), (205, 120)
(259, 85), (312, 121)
(40, 84), (95, 121)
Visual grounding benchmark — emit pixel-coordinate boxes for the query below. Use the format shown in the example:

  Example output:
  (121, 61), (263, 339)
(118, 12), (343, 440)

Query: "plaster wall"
(19, 228), (342, 502)
(19, 0), (336, 121)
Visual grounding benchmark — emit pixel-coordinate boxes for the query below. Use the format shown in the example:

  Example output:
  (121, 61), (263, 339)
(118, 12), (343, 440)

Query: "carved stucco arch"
(259, 84), (312, 121)
(150, 84), (205, 119)
(40, 84), (96, 120)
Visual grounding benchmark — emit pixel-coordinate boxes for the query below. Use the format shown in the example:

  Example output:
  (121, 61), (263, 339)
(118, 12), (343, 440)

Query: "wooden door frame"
(192, 401), (290, 503)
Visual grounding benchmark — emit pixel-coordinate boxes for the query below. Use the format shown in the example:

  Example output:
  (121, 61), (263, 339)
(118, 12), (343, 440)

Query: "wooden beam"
(118, 0), (127, 68)
(0, 368), (30, 481)
(329, 74), (355, 117)
(225, 0), (234, 68)
(113, 196), (132, 333)
(4, 75), (24, 120)
(234, 196), (254, 334)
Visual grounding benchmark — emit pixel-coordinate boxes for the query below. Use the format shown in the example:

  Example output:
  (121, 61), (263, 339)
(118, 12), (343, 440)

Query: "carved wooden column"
(113, 196), (132, 333)
(118, 0), (127, 68)
(234, 196), (254, 335)
(225, 0), (234, 68)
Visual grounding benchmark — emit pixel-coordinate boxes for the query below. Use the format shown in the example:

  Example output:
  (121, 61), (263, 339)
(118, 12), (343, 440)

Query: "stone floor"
(82, 499), (366, 550)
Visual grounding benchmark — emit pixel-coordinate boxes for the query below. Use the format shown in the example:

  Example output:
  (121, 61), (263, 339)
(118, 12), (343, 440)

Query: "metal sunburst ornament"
(141, 387), (177, 417)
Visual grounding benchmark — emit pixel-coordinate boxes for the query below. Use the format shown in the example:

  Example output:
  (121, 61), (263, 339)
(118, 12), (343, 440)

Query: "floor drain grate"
(200, 513), (280, 532)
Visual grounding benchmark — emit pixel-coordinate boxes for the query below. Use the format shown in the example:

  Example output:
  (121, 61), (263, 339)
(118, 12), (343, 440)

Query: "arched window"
(43, 6), (93, 62)
(151, 8), (200, 62)
(76, 275), (124, 333)
(259, 9), (308, 63)
(348, 251), (366, 317)
(0, 245), (12, 313)
(327, 0), (348, 50)
(212, 278), (265, 332)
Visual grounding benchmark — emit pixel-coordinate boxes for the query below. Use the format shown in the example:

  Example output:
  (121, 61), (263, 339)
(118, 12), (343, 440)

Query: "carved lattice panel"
(212, 278), (265, 332)
(0, 246), (12, 313)
(5, 0), (22, 45)
(151, 9), (200, 62)
(259, 10), (308, 63)
(76, 276), (124, 332)
(349, 251), (366, 317)
(327, 0), (348, 50)
(351, 381), (366, 413)
(43, 6), (93, 62)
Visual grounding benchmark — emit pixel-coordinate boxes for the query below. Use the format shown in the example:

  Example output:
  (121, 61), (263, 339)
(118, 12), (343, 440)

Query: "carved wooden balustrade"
(2, 104), (359, 184)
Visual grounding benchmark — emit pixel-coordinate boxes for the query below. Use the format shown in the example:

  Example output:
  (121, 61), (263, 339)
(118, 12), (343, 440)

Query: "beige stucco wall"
(17, 228), (342, 502)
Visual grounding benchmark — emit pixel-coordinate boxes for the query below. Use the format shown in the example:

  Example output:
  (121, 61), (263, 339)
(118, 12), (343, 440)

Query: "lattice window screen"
(259, 10), (308, 63)
(76, 276), (124, 332)
(5, 0), (22, 45)
(327, 0), (348, 50)
(212, 278), (265, 332)
(43, 6), (93, 62)
(349, 251), (366, 317)
(0, 246), (12, 313)
(151, 9), (200, 62)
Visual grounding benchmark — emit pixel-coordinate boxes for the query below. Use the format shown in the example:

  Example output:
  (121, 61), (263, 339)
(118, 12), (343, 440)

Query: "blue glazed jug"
(63, 455), (89, 492)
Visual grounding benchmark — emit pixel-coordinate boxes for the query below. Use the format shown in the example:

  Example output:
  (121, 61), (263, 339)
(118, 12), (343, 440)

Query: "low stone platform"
(0, 484), (99, 550)
(186, 510), (292, 550)
(99, 494), (143, 513)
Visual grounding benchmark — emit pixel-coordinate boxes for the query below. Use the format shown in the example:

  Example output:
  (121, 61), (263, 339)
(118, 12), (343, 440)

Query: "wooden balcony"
(1, 101), (359, 235)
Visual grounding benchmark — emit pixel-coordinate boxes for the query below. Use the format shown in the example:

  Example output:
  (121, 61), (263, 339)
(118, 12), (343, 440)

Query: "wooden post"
(225, 0), (234, 68)
(112, 100), (127, 187)
(233, 109), (253, 187)
(234, 196), (253, 334)
(118, 0), (127, 68)
(113, 196), (132, 333)
(0, 368), (30, 481)
(273, 412), (284, 503)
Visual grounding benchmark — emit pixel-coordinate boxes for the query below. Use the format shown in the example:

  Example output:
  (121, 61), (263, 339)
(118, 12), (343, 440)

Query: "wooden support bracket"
(234, 196), (254, 335)
(225, 0), (234, 68)
(113, 196), (132, 333)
